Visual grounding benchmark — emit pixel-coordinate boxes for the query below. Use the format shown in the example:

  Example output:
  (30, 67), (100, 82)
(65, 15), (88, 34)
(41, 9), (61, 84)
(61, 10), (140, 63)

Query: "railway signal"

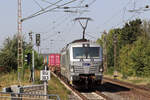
(25, 53), (32, 65)
(36, 34), (40, 46)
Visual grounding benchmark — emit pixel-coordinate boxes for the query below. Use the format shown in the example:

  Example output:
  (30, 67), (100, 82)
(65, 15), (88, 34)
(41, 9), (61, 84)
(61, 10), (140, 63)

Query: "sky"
(0, 0), (150, 53)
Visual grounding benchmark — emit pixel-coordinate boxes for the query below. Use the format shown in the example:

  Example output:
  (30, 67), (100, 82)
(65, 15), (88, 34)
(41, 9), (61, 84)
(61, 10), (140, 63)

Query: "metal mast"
(103, 31), (108, 73)
(113, 34), (118, 79)
(17, 0), (23, 82)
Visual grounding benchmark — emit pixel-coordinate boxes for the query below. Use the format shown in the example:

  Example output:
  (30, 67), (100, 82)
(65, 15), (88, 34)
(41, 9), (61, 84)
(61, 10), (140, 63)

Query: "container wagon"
(48, 54), (61, 72)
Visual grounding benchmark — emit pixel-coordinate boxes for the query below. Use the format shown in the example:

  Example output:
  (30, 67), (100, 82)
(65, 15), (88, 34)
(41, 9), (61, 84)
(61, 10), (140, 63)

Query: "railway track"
(80, 92), (104, 100)
(102, 77), (150, 100)
(52, 72), (109, 100)
(52, 72), (150, 100)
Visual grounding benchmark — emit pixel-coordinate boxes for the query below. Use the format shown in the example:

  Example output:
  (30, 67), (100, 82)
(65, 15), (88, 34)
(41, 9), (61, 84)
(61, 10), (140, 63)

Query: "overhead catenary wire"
(111, 13), (137, 29)
(41, 0), (61, 7)
(28, 0), (63, 17)
(41, 3), (87, 33)
(110, 0), (145, 29)
(22, 0), (76, 22)
(43, 14), (72, 36)
(92, 0), (134, 34)
(27, 0), (89, 39)
(88, 0), (97, 7)
(42, 0), (88, 9)
(97, 0), (132, 30)
(86, 33), (98, 39)
(28, 0), (95, 39)
(32, 0), (44, 10)
(34, 14), (73, 40)
(27, 0), (98, 52)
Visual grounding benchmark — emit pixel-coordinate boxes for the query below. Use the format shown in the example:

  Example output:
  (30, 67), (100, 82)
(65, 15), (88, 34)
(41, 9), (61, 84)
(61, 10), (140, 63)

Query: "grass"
(104, 72), (150, 86)
(0, 69), (71, 100)
(47, 74), (71, 100)
(0, 70), (31, 90)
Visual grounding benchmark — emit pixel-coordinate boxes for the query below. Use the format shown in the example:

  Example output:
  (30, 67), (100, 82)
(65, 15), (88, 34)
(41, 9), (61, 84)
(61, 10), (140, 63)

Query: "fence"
(1, 84), (60, 100)
(0, 92), (60, 100)
(22, 84), (44, 94)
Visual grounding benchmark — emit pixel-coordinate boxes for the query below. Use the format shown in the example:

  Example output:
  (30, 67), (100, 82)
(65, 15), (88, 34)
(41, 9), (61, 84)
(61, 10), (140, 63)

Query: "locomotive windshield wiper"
(80, 58), (84, 62)
(85, 47), (89, 59)
(90, 57), (94, 62)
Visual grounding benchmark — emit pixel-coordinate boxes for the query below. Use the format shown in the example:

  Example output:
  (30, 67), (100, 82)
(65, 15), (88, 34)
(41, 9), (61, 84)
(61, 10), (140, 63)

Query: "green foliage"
(48, 74), (71, 100)
(97, 19), (150, 78)
(0, 36), (18, 71)
(0, 34), (44, 72)
(119, 37), (150, 77)
(106, 29), (115, 67)
(34, 52), (43, 70)
(120, 19), (142, 45)
(104, 67), (114, 75)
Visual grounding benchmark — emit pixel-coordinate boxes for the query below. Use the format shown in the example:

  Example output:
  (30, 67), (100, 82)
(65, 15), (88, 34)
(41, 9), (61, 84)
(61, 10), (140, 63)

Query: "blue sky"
(0, 0), (150, 53)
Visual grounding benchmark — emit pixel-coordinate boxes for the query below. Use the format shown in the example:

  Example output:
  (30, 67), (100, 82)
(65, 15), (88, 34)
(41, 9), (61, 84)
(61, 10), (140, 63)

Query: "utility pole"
(29, 32), (35, 83)
(32, 46), (35, 83)
(103, 31), (107, 73)
(17, 0), (23, 83)
(113, 34), (118, 79)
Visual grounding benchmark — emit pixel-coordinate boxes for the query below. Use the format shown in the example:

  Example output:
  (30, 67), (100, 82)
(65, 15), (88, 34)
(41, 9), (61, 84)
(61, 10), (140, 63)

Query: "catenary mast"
(17, 0), (23, 83)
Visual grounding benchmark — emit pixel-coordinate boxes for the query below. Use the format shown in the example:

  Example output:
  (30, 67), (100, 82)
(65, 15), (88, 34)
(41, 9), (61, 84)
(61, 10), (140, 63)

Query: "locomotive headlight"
(70, 68), (74, 72)
(70, 66), (74, 72)
(99, 67), (103, 72)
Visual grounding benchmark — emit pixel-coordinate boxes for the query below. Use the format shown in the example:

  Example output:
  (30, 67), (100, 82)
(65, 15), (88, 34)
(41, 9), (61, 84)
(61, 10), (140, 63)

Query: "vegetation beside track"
(98, 19), (150, 83)
(0, 70), (71, 100)
(0, 70), (31, 91)
(104, 71), (150, 86)
(48, 74), (71, 100)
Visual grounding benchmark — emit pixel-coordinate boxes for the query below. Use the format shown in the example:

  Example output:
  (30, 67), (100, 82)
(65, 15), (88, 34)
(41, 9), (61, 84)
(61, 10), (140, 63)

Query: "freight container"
(48, 54), (60, 72)
(44, 56), (49, 65)
(55, 54), (60, 66)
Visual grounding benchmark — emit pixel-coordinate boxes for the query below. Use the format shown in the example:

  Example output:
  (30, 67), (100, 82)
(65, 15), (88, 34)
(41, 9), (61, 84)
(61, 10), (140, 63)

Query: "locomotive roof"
(61, 38), (100, 52)
(71, 39), (89, 43)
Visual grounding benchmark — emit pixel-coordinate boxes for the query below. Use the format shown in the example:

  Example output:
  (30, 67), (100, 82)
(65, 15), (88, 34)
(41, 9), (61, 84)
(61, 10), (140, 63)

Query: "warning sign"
(40, 70), (50, 81)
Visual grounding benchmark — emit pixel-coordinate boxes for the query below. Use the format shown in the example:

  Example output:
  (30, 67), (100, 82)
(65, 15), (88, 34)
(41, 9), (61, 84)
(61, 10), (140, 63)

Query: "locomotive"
(60, 39), (103, 87)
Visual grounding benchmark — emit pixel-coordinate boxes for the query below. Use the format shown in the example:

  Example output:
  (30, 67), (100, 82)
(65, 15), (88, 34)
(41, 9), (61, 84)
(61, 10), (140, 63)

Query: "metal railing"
(22, 84), (44, 94)
(0, 92), (60, 100)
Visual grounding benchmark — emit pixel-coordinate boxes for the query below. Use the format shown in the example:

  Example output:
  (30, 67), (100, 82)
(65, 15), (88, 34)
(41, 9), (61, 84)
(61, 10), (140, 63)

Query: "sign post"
(40, 66), (50, 99)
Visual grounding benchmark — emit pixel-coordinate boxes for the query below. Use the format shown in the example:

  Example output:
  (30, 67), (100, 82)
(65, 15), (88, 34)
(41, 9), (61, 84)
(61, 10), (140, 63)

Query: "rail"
(52, 72), (110, 100)
(103, 77), (150, 98)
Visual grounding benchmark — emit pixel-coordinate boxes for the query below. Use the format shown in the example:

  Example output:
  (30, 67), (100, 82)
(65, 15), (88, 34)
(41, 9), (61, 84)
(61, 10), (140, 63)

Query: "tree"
(0, 36), (18, 71)
(120, 19), (142, 45)
(0, 35), (43, 72)
(96, 19), (149, 77)
(119, 37), (150, 77)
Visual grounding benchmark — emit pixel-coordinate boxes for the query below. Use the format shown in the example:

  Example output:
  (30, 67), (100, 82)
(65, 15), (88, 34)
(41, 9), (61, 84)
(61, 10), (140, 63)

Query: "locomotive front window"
(73, 47), (100, 59)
